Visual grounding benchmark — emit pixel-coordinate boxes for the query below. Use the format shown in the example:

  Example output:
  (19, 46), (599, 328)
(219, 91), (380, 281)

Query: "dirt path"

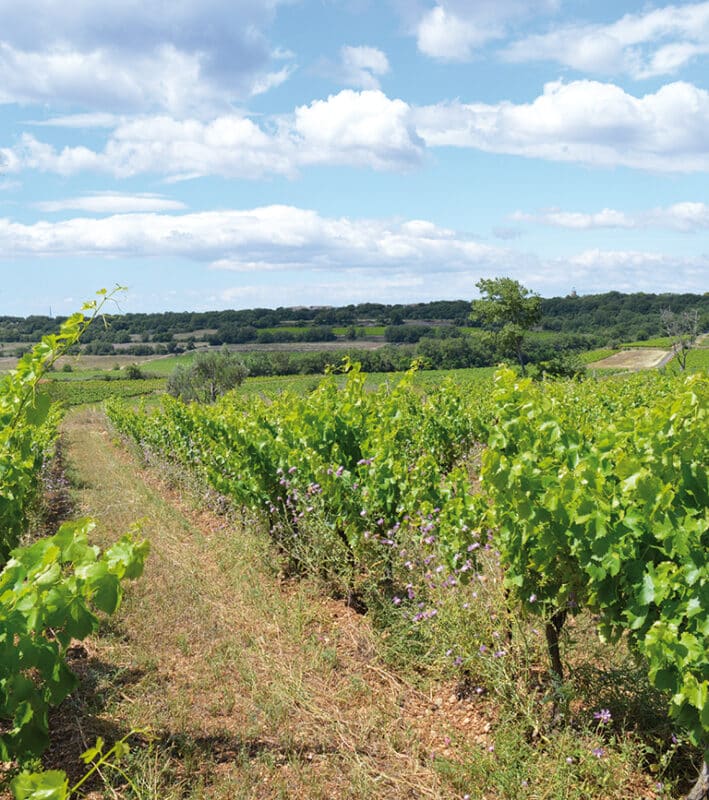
(47, 406), (490, 799)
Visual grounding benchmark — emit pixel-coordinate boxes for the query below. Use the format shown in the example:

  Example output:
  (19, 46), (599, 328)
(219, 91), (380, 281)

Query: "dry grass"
(31, 407), (491, 799)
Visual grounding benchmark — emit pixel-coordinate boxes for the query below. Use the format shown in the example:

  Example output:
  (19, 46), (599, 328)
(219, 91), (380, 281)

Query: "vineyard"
(106, 360), (708, 798)
(39, 378), (165, 408)
(1, 299), (707, 799)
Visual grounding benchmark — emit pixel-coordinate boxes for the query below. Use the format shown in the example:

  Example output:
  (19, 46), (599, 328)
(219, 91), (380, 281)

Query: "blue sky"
(0, 0), (708, 315)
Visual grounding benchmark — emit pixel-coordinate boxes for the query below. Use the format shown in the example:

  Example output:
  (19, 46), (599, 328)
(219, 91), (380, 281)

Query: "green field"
(684, 346), (709, 371)
(47, 366), (134, 380)
(578, 348), (619, 364)
(137, 352), (198, 375)
(240, 365), (495, 397)
(35, 365), (497, 408)
(331, 325), (386, 336)
(39, 377), (165, 406)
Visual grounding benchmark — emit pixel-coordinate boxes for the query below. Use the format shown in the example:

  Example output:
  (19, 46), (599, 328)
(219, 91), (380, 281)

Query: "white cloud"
(415, 80), (709, 172)
(513, 208), (633, 229)
(0, 206), (501, 268)
(338, 45), (390, 89)
(415, 1), (559, 61)
(417, 6), (489, 61)
(249, 63), (296, 97)
(0, 207), (510, 303)
(2, 90), (424, 179)
(503, 2), (709, 78)
(29, 113), (124, 129)
(0, 0), (293, 113)
(0, 205), (704, 298)
(4, 80), (709, 178)
(35, 193), (188, 214)
(513, 202), (709, 231)
(551, 249), (705, 294)
(292, 90), (422, 170)
(0, 43), (216, 115)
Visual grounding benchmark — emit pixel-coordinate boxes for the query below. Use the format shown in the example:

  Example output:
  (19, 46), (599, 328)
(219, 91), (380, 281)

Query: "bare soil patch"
(588, 348), (671, 370)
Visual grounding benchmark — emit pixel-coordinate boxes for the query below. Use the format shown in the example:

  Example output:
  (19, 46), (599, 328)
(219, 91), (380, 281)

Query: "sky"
(0, 0), (708, 315)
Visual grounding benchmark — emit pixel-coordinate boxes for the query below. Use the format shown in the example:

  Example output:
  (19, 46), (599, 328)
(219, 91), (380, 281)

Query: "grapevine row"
(107, 362), (707, 795)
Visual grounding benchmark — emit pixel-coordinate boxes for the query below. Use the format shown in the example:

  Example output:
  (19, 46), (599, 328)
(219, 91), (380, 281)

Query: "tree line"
(2, 291), (706, 344)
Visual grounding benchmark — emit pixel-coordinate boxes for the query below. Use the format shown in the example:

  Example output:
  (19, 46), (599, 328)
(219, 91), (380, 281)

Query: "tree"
(166, 349), (248, 403)
(124, 363), (144, 380)
(661, 307), (699, 371)
(471, 277), (541, 375)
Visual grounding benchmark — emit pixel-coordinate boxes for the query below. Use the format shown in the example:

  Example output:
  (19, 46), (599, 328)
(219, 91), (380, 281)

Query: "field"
(331, 325), (386, 336)
(38, 377), (165, 406)
(32, 365), (496, 408)
(2, 314), (707, 800)
(620, 336), (675, 348)
(685, 347), (709, 370)
(241, 365), (495, 397)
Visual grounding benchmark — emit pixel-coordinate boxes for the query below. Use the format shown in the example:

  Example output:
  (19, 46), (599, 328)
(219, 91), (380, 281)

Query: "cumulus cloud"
(415, 80), (709, 172)
(0, 206), (501, 268)
(291, 90), (422, 170)
(512, 202), (709, 231)
(2, 90), (424, 179)
(415, 1), (559, 61)
(0, 205), (704, 299)
(503, 1), (709, 78)
(4, 80), (709, 178)
(0, 0), (293, 113)
(35, 193), (188, 214)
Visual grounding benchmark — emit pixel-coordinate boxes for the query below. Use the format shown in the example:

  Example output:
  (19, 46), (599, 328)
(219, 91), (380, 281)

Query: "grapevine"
(0, 291), (148, 796)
